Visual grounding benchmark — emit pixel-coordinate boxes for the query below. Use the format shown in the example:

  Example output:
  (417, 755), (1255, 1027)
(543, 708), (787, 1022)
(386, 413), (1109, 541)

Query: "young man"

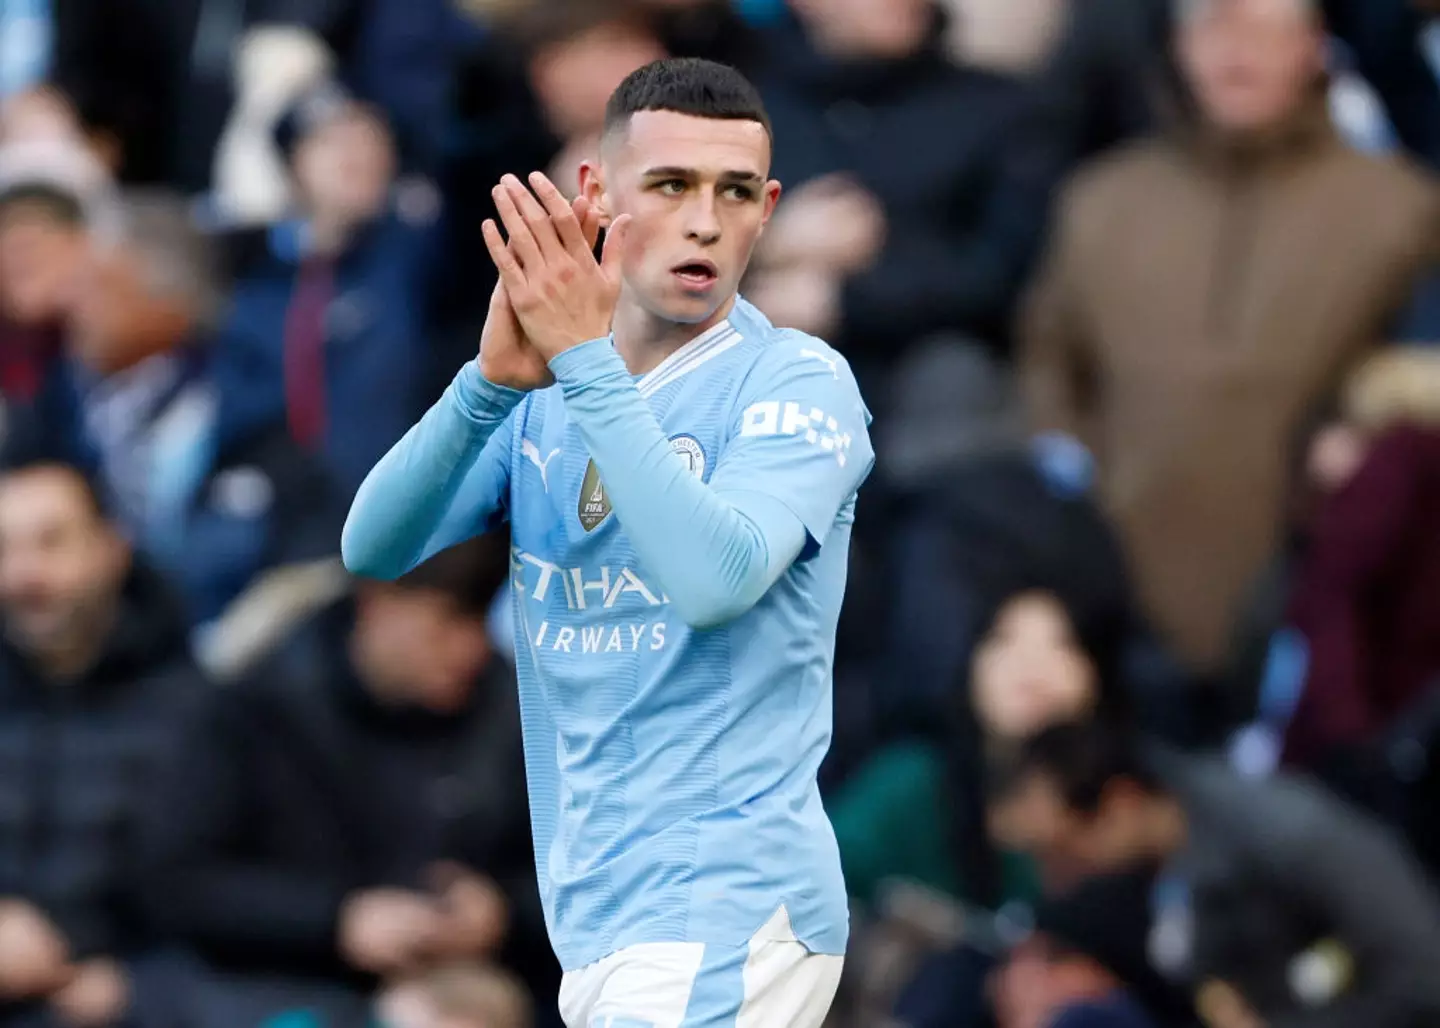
(342, 58), (873, 1027)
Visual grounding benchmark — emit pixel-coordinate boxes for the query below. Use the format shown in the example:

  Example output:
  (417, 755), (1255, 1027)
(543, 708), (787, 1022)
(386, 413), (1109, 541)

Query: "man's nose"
(684, 195), (722, 245)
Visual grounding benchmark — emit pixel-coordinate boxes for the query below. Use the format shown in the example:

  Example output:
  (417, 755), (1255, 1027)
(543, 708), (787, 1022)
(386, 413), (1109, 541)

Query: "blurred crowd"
(0, 0), (1438, 1027)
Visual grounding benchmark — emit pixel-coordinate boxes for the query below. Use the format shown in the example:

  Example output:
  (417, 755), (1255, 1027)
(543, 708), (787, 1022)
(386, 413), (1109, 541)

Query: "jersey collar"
(636, 318), (743, 398)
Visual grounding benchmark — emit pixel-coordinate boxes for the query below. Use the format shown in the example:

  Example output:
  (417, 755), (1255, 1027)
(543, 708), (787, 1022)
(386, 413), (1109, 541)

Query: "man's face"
(0, 202), (86, 325)
(583, 110), (780, 326)
(354, 587), (491, 714)
(1177, 0), (1325, 133)
(69, 244), (190, 374)
(0, 467), (127, 661)
(293, 110), (395, 226)
(971, 592), (1100, 741)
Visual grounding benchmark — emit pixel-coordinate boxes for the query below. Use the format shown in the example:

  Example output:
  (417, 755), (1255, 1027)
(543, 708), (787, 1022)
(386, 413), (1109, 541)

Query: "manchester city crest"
(670, 435), (706, 479)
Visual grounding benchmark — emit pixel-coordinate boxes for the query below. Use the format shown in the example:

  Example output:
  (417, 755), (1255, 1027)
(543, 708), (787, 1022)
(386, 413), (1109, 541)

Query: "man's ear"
(578, 161), (610, 226)
(757, 179), (782, 233)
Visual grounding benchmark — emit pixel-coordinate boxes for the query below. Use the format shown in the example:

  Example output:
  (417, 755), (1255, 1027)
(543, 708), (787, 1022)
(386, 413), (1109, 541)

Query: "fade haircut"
(603, 58), (772, 147)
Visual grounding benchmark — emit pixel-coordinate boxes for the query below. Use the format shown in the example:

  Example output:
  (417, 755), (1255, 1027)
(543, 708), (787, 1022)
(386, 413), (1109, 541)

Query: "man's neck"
(610, 291), (737, 377)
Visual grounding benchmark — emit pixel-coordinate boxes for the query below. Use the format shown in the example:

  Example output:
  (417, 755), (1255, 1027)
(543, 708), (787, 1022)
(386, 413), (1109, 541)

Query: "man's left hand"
(49, 959), (129, 1028)
(482, 172), (632, 362)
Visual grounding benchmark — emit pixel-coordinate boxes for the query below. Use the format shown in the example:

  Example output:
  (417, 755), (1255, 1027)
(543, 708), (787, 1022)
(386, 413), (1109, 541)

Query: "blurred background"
(0, 0), (1438, 1026)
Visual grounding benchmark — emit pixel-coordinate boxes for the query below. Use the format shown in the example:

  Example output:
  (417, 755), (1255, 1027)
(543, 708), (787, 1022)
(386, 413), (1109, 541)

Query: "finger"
(575, 198), (604, 252)
(481, 219), (526, 290)
(530, 171), (590, 258)
(492, 184), (543, 270)
(503, 174), (567, 264)
(600, 213), (632, 282)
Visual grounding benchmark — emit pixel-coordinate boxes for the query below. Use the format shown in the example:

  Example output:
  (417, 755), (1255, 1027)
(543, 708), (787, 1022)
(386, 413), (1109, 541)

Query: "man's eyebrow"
(639, 166), (765, 183)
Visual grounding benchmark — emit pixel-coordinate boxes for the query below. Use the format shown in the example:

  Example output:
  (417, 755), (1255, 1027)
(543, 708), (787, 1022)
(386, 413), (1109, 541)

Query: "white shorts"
(557, 907), (844, 1028)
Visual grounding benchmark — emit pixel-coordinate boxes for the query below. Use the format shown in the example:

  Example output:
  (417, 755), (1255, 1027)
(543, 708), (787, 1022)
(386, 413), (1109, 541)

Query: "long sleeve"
(342, 362), (521, 580)
(548, 336), (873, 629)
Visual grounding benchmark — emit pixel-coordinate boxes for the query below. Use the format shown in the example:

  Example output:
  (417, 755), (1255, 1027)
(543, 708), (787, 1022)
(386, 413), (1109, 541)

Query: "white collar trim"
(636, 319), (742, 398)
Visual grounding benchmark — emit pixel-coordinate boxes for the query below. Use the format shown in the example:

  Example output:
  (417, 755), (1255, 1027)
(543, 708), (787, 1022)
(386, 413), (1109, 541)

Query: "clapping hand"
(478, 189), (605, 391)
(481, 172), (632, 363)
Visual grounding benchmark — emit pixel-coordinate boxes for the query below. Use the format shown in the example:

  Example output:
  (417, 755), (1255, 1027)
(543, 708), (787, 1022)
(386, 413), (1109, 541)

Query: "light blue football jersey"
(346, 297), (874, 971)
(510, 299), (872, 969)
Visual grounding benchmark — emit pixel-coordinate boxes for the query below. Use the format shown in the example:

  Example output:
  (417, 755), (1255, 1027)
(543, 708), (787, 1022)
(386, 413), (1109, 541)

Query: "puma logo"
(521, 439), (562, 492)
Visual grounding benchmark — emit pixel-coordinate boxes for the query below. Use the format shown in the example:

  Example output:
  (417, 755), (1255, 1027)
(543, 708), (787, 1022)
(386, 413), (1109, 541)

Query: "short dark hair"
(604, 58), (771, 143)
(392, 531), (512, 618)
(1012, 720), (1161, 815)
(0, 419), (112, 522)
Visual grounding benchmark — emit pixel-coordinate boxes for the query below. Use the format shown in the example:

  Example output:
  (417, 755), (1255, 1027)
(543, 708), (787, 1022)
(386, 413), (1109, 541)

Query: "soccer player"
(342, 58), (873, 1027)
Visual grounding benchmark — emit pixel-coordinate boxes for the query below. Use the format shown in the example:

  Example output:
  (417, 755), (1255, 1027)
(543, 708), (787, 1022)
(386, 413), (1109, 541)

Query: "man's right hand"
(337, 889), (446, 976)
(0, 899), (73, 1000)
(478, 193), (604, 391)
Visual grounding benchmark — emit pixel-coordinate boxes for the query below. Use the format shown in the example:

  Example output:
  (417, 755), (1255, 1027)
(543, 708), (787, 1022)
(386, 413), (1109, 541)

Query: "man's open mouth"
(672, 261), (719, 287)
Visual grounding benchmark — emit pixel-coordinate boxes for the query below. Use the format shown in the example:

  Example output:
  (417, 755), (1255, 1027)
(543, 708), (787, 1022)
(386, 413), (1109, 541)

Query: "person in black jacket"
(0, 452), (205, 1028)
(140, 534), (556, 1019)
(743, 0), (1065, 364)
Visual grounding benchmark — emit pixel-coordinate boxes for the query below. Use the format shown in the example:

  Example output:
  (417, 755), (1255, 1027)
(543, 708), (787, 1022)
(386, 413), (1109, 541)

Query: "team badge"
(578, 460), (611, 531)
(670, 435), (706, 479)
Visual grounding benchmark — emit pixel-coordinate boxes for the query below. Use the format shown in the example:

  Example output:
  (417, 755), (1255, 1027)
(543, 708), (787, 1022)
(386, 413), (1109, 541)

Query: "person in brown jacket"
(1020, 0), (1439, 687)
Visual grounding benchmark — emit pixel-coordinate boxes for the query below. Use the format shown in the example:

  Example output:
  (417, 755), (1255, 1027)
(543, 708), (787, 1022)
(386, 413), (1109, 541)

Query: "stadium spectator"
(833, 566), (1132, 1023)
(1283, 348), (1440, 768)
(0, 140), (107, 404)
(744, 0), (1061, 365)
(216, 84), (440, 498)
(995, 721), (1440, 1028)
(140, 537), (555, 1021)
(19, 190), (344, 628)
(1021, 0), (1440, 702)
(833, 576), (1131, 914)
(0, 450), (204, 1028)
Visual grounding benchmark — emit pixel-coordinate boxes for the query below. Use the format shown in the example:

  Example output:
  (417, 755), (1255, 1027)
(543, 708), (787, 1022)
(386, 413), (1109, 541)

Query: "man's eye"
(656, 180), (686, 195)
(723, 185), (756, 201)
